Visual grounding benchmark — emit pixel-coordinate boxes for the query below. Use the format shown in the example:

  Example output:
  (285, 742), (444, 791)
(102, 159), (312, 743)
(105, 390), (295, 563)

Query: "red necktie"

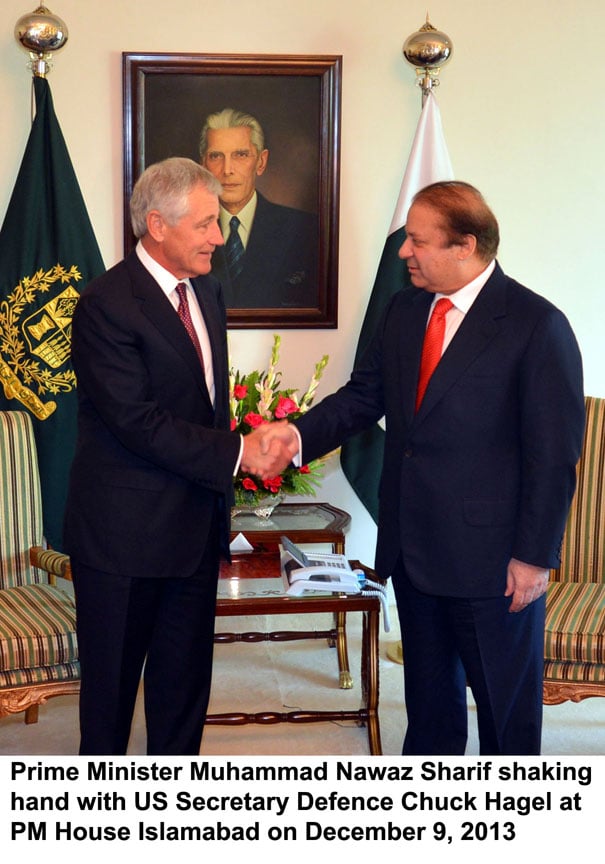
(175, 282), (205, 371)
(415, 297), (453, 412)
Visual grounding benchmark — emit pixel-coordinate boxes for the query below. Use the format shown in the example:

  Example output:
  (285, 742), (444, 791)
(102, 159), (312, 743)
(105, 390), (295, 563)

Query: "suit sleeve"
(513, 306), (584, 566)
(294, 306), (389, 462)
(71, 285), (241, 496)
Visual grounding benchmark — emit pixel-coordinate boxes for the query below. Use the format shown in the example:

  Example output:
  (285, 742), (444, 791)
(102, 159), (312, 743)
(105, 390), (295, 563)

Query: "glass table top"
(230, 503), (339, 533)
(217, 576), (286, 601)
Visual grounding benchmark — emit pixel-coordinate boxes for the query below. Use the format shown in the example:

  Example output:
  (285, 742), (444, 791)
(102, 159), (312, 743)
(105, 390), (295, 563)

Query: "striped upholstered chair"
(544, 396), (605, 704)
(0, 410), (79, 724)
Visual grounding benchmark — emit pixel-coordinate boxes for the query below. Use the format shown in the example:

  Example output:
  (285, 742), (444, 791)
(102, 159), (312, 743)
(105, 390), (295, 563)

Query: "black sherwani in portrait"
(64, 251), (241, 755)
(295, 263), (585, 754)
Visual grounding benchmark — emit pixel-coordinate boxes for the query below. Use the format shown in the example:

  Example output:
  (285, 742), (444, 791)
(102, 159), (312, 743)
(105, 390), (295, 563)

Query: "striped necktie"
(175, 282), (205, 371)
(225, 216), (245, 280)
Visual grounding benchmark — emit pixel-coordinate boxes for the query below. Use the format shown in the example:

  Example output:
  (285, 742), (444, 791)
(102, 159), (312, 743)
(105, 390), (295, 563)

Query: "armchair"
(0, 411), (79, 724)
(544, 396), (605, 703)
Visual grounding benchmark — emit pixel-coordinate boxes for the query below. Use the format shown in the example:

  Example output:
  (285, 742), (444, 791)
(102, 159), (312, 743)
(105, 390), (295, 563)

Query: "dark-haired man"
(260, 181), (585, 755)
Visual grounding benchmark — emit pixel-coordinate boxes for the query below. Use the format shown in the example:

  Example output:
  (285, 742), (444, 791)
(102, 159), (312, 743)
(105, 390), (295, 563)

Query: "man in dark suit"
(64, 157), (282, 755)
(260, 181), (585, 755)
(200, 108), (318, 309)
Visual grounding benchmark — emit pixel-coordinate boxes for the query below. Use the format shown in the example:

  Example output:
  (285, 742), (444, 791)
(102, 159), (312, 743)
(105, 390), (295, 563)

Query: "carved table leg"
(361, 607), (382, 755)
(334, 611), (353, 689)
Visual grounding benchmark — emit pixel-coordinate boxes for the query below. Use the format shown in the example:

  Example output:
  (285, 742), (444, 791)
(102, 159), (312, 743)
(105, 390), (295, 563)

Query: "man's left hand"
(505, 558), (550, 613)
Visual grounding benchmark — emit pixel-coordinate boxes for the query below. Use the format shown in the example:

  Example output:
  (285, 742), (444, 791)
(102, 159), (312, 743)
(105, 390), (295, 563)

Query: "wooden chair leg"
(24, 705), (39, 724)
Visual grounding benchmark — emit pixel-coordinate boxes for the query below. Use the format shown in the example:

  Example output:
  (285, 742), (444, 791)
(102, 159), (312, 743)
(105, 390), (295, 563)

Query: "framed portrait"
(123, 53), (342, 328)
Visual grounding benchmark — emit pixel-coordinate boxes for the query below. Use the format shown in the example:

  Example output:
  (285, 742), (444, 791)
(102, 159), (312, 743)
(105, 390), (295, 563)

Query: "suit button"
(404, 448), (413, 458)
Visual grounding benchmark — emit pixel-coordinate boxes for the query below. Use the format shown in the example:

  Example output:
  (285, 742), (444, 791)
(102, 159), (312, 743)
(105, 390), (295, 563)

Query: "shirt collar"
(219, 192), (257, 242)
(136, 240), (190, 299)
(433, 259), (496, 314)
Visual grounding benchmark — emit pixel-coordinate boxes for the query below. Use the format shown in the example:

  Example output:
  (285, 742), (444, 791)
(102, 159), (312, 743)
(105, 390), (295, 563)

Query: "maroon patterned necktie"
(415, 297), (453, 412)
(175, 282), (205, 371)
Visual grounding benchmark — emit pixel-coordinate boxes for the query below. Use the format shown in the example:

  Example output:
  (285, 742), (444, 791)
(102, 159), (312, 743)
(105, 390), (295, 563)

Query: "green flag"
(0, 75), (105, 550)
(340, 92), (453, 522)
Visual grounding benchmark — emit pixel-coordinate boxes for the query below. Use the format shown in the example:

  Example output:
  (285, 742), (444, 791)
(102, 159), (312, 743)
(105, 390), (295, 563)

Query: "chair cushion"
(0, 661), (80, 688)
(0, 584), (78, 674)
(545, 581), (605, 665)
(543, 659), (605, 684)
(0, 411), (44, 589)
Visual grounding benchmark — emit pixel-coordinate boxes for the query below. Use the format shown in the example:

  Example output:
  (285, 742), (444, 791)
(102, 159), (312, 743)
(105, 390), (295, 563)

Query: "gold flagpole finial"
(403, 15), (453, 105)
(14, 4), (68, 79)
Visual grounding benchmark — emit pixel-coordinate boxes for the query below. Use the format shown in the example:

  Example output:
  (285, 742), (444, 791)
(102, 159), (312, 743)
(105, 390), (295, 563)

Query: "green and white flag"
(340, 92), (453, 522)
(0, 76), (104, 550)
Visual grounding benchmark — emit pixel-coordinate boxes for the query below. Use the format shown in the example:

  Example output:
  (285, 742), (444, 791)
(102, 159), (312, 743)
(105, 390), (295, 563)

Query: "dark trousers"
(72, 533), (220, 756)
(391, 560), (545, 756)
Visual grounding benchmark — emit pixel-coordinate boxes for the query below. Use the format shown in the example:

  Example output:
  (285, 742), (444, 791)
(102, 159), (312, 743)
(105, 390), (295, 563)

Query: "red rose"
(244, 412), (266, 428)
(299, 464), (310, 474)
(233, 384), (248, 400)
(230, 418), (237, 431)
(263, 476), (283, 494)
(275, 395), (298, 418)
(242, 478), (258, 491)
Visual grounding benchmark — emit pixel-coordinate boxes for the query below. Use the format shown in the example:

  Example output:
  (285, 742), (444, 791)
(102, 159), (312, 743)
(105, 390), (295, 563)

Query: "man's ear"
(146, 210), (165, 242)
(458, 233), (477, 260)
(255, 149), (269, 177)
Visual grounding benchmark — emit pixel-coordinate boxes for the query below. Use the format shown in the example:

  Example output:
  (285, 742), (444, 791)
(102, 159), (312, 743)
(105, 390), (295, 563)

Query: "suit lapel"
(240, 194), (285, 287)
(212, 194), (278, 294)
(125, 253), (213, 407)
(191, 275), (231, 426)
(414, 265), (507, 422)
(395, 289), (434, 425)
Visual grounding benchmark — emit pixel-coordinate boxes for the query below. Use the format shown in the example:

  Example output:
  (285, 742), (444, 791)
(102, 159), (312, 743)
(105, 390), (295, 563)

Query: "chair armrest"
(30, 546), (73, 582)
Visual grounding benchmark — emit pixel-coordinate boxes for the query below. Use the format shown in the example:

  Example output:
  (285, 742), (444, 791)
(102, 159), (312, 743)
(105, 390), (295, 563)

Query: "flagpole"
(385, 16), (453, 667)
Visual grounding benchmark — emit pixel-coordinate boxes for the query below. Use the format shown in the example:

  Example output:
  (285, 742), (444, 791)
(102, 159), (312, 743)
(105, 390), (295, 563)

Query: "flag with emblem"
(340, 91), (453, 522)
(0, 75), (104, 550)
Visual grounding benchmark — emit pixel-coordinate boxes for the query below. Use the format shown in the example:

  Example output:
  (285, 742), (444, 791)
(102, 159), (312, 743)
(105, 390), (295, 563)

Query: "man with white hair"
(65, 157), (282, 755)
(200, 108), (318, 309)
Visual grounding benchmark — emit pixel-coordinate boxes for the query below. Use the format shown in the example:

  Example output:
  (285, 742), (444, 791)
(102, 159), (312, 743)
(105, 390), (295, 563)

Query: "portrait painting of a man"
(123, 54), (341, 327)
(199, 108), (318, 310)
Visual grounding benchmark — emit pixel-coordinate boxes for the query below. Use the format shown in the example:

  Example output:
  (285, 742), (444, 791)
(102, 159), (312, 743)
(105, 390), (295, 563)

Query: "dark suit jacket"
(64, 251), (241, 578)
(295, 263), (585, 597)
(211, 192), (318, 308)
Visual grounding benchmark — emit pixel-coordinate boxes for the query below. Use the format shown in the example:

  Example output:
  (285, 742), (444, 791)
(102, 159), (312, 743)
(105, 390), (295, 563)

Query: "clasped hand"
(240, 421), (300, 479)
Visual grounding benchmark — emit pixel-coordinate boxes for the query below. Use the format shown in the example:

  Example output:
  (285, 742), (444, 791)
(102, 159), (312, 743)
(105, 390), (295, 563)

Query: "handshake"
(240, 420), (300, 480)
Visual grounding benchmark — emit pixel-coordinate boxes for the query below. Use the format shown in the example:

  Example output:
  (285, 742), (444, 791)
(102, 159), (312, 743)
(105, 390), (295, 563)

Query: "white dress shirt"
(219, 193), (258, 249)
(136, 241), (215, 405)
(430, 259), (496, 356)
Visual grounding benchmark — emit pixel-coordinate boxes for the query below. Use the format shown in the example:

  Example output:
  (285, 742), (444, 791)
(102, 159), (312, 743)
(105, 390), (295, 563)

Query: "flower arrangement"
(229, 335), (329, 509)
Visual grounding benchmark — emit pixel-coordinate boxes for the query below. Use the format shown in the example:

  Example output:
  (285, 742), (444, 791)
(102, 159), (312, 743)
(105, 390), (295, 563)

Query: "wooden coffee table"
(227, 502), (353, 687)
(208, 504), (382, 755)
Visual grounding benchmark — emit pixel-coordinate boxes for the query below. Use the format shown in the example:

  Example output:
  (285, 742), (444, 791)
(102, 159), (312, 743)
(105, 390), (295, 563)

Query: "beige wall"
(1, 0), (603, 562)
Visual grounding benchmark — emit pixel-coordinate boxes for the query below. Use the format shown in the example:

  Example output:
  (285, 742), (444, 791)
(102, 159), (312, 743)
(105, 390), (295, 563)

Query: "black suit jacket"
(295, 263), (585, 596)
(211, 192), (318, 308)
(64, 251), (241, 578)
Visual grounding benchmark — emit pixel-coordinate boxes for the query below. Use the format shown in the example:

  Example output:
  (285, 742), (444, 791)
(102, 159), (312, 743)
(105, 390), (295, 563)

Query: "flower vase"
(231, 493), (285, 522)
